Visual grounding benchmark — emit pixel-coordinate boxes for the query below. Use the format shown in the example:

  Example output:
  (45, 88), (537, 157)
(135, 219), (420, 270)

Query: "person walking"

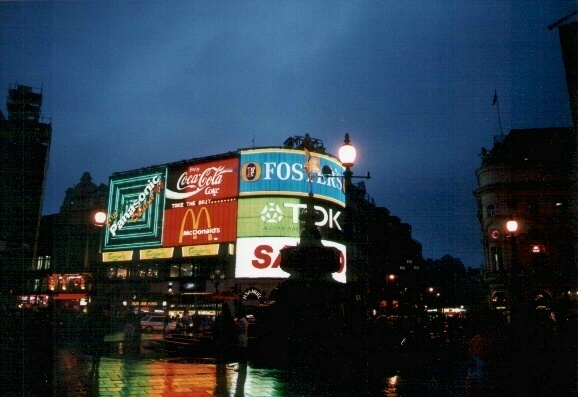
(85, 303), (111, 372)
(123, 310), (136, 341)
(234, 306), (249, 369)
(182, 309), (190, 332)
(192, 310), (201, 335)
(214, 303), (236, 364)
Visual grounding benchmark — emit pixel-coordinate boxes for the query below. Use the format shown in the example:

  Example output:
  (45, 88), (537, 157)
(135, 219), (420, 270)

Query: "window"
(180, 263), (193, 277)
(490, 246), (503, 271)
(486, 205), (495, 218)
(135, 265), (147, 278)
(117, 267), (127, 279)
(170, 264), (179, 278)
(147, 265), (159, 279)
(35, 256), (51, 270)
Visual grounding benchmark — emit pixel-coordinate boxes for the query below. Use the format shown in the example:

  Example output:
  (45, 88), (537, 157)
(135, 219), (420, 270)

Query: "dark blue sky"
(1, 1), (574, 268)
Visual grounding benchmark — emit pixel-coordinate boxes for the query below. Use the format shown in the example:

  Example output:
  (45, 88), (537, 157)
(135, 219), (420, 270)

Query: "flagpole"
(493, 90), (504, 138)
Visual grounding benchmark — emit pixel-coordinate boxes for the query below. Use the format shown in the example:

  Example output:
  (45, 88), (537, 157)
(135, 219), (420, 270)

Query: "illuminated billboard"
(239, 149), (345, 207)
(235, 237), (346, 283)
(165, 158), (238, 207)
(237, 197), (344, 238)
(163, 199), (237, 246)
(103, 168), (167, 250)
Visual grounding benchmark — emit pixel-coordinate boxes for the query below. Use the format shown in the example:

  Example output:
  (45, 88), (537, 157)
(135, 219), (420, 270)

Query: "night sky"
(1, 1), (575, 268)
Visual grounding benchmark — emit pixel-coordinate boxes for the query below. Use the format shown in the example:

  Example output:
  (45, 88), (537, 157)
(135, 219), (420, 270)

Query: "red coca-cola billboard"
(163, 200), (238, 246)
(164, 158), (238, 208)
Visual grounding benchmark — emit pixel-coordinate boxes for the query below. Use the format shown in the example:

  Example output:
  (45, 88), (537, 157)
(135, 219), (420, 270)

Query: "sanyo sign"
(235, 237), (346, 283)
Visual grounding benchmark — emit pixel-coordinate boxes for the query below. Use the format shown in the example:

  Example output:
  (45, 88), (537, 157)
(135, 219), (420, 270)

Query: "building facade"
(0, 85), (51, 300)
(24, 136), (422, 320)
(25, 172), (108, 309)
(87, 137), (423, 318)
(474, 128), (575, 310)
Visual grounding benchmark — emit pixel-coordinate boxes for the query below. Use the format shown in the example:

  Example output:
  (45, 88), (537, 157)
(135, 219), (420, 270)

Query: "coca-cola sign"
(165, 158), (238, 207)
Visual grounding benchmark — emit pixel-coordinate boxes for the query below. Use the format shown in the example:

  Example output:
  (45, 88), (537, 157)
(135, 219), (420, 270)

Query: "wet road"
(50, 341), (470, 397)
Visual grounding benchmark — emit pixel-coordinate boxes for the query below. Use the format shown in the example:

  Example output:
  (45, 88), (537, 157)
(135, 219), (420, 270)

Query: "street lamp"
(94, 210), (107, 226)
(339, 133), (356, 184)
(319, 133), (370, 204)
(506, 220), (518, 234)
(320, 134), (370, 185)
(90, 209), (107, 298)
(210, 268), (225, 293)
(506, 219), (520, 309)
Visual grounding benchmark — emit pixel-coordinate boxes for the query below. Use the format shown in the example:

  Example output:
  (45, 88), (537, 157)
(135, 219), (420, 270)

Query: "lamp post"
(506, 219), (520, 309)
(210, 268), (225, 317)
(210, 268), (225, 293)
(271, 134), (375, 377)
(91, 210), (107, 298)
(339, 133), (356, 189)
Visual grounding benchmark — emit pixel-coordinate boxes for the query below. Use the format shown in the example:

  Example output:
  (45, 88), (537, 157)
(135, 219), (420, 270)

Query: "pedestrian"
(163, 314), (170, 334)
(182, 309), (190, 331)
(192, 310), (201, 334)
(214, 303), (236, 364)
(123, 310), (136, 341)
(465, 310), (512, 397)
(131, 309), (143, 355)
(85, 303), (111, 371)
(234, 305), (249, 368)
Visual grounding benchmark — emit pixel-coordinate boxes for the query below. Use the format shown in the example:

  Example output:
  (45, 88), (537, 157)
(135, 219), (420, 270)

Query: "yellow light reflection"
(383, 375), (399, 397)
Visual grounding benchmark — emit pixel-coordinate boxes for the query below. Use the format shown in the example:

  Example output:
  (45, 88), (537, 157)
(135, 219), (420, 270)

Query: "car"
(140, 315), (176, 333)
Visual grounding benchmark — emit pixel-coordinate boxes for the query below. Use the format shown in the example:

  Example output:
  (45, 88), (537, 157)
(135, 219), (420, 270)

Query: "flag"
(492, 90), (498, 106)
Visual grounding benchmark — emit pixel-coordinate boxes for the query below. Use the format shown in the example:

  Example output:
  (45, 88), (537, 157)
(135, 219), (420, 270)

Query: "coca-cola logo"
(166, 166), (234, 200)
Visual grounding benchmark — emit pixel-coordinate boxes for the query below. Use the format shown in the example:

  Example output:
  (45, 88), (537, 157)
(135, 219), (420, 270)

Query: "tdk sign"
(239, 149), (345, 207)
(237, 197), (343, 238)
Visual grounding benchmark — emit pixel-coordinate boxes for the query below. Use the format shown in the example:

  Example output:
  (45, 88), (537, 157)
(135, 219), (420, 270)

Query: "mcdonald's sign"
(163, 199), (237, 246)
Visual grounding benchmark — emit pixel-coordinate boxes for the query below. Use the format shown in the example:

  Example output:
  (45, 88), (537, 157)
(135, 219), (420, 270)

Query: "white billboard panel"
(235, 237), (346, 283)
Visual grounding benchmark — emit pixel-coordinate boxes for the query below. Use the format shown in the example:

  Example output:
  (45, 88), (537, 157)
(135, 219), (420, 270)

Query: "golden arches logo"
(179, 207), (212, 243)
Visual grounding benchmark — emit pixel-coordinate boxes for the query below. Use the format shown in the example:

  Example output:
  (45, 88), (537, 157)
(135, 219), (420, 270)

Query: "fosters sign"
(104, 169), (167, 250)
(239, 149), (345, 207)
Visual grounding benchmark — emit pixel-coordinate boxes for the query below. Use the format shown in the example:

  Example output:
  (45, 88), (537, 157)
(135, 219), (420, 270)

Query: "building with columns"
(474, 127), (575, 310)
